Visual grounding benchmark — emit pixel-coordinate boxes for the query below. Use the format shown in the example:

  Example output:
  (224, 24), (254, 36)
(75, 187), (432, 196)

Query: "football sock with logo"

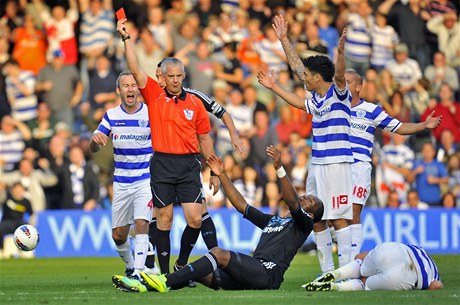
(349, 224), (363, 259)
(167, 252), (218, 290)
(201, 212), (218, 249)
(145, 219), (157, 268)
(336, 279), (365, 291)
(331, 258), (363, 281)
(336, 226), (352, 267)
(156, 229), (171, 274)
(314, 228), (335, 273)
(115, 239), (134, 269)
(176, 225), (201, 266)
(133, 234), (149, 273)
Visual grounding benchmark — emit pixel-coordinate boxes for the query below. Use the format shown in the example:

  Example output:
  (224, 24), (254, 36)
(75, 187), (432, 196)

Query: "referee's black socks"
(156, 229), (171, 274)
(201, 212), (218, 249)
(176, 225), (201, 267)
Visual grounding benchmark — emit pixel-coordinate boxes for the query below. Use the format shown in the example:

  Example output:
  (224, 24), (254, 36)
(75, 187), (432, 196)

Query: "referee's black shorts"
(149, 152), (203, 208)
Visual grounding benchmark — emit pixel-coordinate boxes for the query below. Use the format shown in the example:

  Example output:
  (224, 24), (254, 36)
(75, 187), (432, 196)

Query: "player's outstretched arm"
(117, 19), (148, 88)
(334, 28), (347, 90)
(272, 14), (305, 81)
(257, 70), (306, 110)
(396, 110), (442, 135)
(206, 154), (248, 214)
(266, 145), (300, 211)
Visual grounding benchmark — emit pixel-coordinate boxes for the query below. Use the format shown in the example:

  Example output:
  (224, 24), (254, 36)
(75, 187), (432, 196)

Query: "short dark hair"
(301, 55), (335, 82)
(311, 197), (324, 223)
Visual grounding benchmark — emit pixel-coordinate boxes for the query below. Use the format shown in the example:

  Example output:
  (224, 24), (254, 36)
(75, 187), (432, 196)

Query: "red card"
(116, 8), (126, 21)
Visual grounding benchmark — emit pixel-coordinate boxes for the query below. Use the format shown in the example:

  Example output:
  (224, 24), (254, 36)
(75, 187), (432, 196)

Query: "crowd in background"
(0, 0), (459, 221)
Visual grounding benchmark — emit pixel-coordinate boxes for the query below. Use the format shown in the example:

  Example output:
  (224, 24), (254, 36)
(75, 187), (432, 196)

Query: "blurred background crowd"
(0, 0), (459, 220)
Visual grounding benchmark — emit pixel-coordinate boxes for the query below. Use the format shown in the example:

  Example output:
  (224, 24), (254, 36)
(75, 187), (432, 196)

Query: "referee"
(117, 19), (219, 274)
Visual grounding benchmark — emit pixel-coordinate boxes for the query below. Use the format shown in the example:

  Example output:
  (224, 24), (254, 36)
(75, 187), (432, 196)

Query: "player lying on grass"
(304, 242), (443, 291)
(112, 145), (324, 292)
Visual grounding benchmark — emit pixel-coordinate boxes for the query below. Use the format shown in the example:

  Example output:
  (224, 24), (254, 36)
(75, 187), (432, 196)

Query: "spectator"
(243, 84), (268, 122)
(426, 12), (460, 75)
(375, 132), (414, 206)
(11, 14), (47, 76)
(379, 0), (431, 70)
(297, 22), (329, 58)
(237, 18), (264, 77)
(87, 54), (118, 112)
(0, 157), (58, 213)
(446, 153), (460, 205)
(213, 41), (244, 89)
(0, 0), (23, 51)
(3, 58), (38, 123)
(370, 12), (399, 72)
(424, 51), (459, 97)
(248, 0), (271, 27)
(78, 0), (114, 96)
(184, 41), (215, 96)
(135, 26), (164, 78)
(0, 182), (33, 254)
(441, 192), (457, 208)
(275, 106), (301, 145)
(343, 0), (373, 76)
(436, 129), (458, 163)
(399, 189), (429, 209)
(61, 145), (100, 211)
(420, 82), (460, 143)
(408, 141), (449, 207)
(146, 6), (173, 56)
(27, 102), (57, 153)
(290, 150), (309, 195)
(34, 0), (79, 65)
(191, 0), (222, 28)
(381, 43), (422, 99)
(250, 110), (278, 168)
(0, 115), (31, 172)
(0, 37), (10, 119)
(165, 0), (188, 30)
(253, 24), (288, 74)
(317, 10), (339, 60)
(386, 189), (400, 208)
(35, 49), (83, 130)
(206, 12), (244, 53)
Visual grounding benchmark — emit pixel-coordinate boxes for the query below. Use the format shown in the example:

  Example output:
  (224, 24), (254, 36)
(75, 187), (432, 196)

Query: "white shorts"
(351, 162), (372, 206)
(361, 242), (417, 291)
(112, 180), (153, 229)
(306, 163), (352, 220)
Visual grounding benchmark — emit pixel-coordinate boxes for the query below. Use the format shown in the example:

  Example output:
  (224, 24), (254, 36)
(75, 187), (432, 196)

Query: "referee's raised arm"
(116, 18), (147, 88)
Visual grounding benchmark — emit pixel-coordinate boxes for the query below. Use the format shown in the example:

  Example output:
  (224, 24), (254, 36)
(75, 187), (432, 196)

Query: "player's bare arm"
(334, 28), (347, 90)
(272, 14), (305, 81)
(117, 19), (148, 88)
(206, 154), (248, 214)
(396, 110), (442, 135)
(198, 133), (221, 194)
(258, 70), (306, 110)
(221, 112), (245, 153)
(266, 145), (300, 212)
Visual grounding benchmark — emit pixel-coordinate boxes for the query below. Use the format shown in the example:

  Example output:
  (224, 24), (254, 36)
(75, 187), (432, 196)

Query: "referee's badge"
(138, 119), (148, 127)
(184, 109), (194, 120)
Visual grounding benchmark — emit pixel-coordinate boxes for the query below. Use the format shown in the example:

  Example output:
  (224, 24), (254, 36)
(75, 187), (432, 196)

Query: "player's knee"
(209, 247), (230, 266)
(186, 216), (202, 229)
(112, 232), (127, 245)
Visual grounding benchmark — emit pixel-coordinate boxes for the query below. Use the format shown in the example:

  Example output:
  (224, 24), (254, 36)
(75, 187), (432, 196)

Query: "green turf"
(0, 254), (459, 305)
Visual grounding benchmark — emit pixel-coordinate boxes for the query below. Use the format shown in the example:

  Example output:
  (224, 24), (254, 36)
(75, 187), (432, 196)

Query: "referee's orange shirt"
(139, 77), (211, 154)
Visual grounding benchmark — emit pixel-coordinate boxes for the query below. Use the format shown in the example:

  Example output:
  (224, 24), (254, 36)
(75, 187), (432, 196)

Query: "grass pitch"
(0, 253), (459, 305)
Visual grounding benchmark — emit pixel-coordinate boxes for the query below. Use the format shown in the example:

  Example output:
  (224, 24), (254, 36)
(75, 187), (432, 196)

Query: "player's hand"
(424, 110), (442, 129)
(232, 137), (246, 154)
(209, 176), (221, 195)
(257, 69), (276, 90)
(92, 132), (108, 146)
(337, 27), (347, 54)
(206, 154), (224, 176)
(272, 14), (288, 41)
(266, 145), (281, 170)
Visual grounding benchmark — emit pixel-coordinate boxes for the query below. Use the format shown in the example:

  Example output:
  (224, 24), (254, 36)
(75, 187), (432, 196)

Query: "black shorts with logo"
(149, 152), (203, 208)
(210, 251), (282, 290)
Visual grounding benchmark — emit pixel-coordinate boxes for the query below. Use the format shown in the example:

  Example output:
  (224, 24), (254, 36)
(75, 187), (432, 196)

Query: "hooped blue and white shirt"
(305, 83), (354, 165)
(94, 103), (152, 187)
(404, 244), (441, 290)
(350, 99), (402, 163)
